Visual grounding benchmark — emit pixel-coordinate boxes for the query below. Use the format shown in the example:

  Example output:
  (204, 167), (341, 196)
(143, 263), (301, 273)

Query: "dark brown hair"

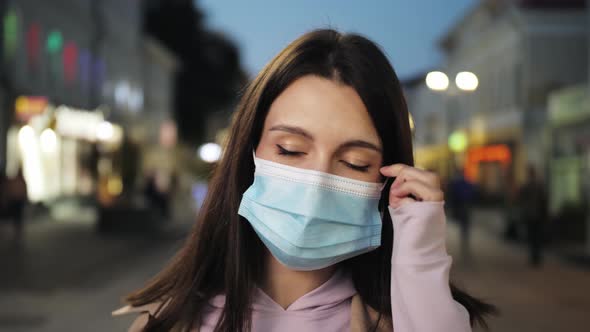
(126, 28), (496, 331)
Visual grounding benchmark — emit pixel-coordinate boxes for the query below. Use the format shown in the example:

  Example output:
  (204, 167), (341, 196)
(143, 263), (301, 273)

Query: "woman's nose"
(306, 154), (333, 174)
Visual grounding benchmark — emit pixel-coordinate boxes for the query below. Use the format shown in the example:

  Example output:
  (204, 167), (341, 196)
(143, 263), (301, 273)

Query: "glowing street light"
(40, 128), (58, 153)
(455, 71), (479, 91)
(426, 70), (479, 93)
(96, 121), (114, 141)
(425, 71), (449, 91)
(448, 130), (468, 153)
(198, 143), (222, 163)
(18, 125), (36, 148)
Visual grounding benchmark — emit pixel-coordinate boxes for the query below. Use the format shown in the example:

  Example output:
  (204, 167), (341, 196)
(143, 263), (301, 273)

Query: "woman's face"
(256, 75), (383, 183)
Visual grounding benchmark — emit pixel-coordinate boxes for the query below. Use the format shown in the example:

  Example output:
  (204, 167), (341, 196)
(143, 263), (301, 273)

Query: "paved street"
(448, 209), (590, 332)
(0, 217), (189, 332)
(1, 209), (589, 332)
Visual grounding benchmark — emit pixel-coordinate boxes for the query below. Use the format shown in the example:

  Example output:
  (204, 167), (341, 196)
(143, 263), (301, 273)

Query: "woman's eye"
(277, 144), (305, 156)
(341, 161), (370, 173)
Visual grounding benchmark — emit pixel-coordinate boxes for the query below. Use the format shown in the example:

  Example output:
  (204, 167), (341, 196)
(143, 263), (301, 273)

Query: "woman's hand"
(380, 164), (444, 209)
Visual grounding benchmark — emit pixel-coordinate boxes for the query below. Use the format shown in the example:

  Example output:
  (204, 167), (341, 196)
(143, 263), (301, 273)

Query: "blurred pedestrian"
(144, 171), (163, 215)
(144, 170), (176, 219)
(503, 169), (521, 241)
(449, 168), (476, 262)
(519, 164), (547, 267)
(1, 169), (28, 243)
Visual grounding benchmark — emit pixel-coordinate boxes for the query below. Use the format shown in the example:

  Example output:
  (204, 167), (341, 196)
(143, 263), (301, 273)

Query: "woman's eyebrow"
(269, 124), (381, 152)
(269, 125), (314, 140)
(338, 140), (382, 153)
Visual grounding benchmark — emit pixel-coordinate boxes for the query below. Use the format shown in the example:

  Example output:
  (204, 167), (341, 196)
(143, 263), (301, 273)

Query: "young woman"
(114, 29), (495, 332)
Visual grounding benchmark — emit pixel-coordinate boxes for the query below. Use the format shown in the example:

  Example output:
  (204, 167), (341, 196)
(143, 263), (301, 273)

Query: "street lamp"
(426, 70), (479, 93)
(425, 71), (449, 91)
(198, 143), (222, 163)
(455, 71), (479, 91)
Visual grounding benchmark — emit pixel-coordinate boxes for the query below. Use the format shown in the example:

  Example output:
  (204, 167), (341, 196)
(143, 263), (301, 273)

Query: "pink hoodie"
(114, 201), (472, 331)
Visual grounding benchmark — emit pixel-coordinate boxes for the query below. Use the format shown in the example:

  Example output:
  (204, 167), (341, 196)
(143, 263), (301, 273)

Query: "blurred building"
(547, 84), (589, 252)
(414, 0), (588, 202)
(0, 0), (177, 224)
(542, 1), (590, 254)
(407, 0), (589, 253)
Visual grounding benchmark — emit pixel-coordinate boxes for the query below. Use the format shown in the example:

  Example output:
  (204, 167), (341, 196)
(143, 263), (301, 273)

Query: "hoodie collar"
(207, 269), (357, 312)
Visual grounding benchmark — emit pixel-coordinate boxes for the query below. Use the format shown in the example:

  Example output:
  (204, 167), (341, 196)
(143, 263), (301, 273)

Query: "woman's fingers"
(380, 164), (443, 207)
(380, 164), (440, 188)
(390, 179), (444, 202)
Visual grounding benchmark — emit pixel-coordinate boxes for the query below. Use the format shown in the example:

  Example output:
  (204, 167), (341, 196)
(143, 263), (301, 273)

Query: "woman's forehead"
(264, 76), (381, 145)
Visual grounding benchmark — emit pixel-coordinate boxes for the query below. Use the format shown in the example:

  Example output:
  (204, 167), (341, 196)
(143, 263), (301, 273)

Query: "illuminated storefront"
(465, 144), (513, 198)
(6, 97), (123, 204)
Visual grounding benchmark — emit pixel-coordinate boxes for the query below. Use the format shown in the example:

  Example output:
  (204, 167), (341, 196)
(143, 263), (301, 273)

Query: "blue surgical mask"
(238, 155), (384, 271)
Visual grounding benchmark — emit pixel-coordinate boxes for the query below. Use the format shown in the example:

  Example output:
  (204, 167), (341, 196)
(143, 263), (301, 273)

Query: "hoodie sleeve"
(389, 201), (471, 332)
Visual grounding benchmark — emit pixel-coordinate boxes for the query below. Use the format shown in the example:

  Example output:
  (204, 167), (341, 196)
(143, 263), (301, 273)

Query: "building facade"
(437, 0), (587, 200)
(0, 0), (177, 220)
(541, 1), (590, 253)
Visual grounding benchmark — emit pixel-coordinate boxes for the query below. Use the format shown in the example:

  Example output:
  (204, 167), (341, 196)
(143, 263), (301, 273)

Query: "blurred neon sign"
(27, 23), (41, 69)
(63, 42), (78, 83)
(47, 30), (63, 54)
(465, 144), (511, 182)
(15, 96), (49, 122)
(3, 9), (18, 58)
(55, 106), (104, 141)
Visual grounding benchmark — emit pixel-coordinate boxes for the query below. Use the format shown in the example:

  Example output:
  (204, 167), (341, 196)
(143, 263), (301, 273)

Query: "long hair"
(125, 29), (496, 331)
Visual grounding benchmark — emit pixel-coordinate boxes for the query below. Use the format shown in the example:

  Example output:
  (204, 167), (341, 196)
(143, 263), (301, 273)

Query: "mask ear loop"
(378, 177), (395, 215)
(251, 149), (258, 169)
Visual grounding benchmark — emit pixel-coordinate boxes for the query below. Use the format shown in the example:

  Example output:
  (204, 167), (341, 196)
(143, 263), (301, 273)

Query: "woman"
(114, 29), (495, 331)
